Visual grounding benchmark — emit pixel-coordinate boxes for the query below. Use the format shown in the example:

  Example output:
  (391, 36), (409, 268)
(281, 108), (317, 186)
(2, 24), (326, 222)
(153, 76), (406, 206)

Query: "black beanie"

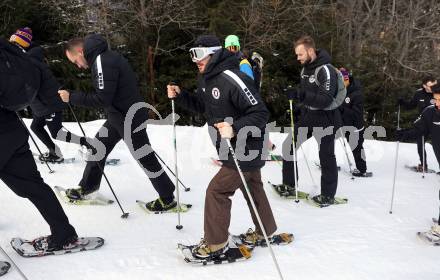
(194, 35), (221, 47)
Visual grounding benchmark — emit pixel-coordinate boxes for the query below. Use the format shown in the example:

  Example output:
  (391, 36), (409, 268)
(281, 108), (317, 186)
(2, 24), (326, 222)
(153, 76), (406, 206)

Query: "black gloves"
(284, 86), (301, 100)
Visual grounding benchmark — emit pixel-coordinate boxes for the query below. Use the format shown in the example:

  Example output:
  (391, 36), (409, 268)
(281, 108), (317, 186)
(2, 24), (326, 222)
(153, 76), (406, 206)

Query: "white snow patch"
(0, 119), (439, 280)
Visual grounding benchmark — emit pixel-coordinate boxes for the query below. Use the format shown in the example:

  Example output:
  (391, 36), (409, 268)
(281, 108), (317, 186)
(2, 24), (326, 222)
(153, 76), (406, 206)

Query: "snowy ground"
(1, 119), (439, 280)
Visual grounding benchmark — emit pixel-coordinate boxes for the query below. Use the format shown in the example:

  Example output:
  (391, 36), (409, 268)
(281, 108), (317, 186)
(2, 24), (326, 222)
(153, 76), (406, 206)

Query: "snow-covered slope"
(1, 120), (439, 280)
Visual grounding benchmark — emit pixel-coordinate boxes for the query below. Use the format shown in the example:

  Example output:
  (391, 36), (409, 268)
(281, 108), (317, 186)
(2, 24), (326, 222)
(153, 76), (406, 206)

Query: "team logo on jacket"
(212, 87), (220, 99)
(345, 97), (351, 104)
(309, 75), (316, 83)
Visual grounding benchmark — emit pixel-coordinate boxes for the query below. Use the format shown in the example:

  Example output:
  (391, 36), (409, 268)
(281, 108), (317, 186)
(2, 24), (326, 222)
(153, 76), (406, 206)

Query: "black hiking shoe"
(352, 169), (373, 177)
(191, 238), (229, 259)
(145, 197), (177, 212)
(273, 184), (296, 196)
(39, 152), (64, 163)
(65, 186), (99, 200)
(32, 234), (78, 252)
(311, 195), (335, 207)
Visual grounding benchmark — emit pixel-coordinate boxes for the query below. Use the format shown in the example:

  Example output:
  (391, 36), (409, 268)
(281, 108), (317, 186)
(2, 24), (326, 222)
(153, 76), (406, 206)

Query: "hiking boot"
(274, 184), (296, 196)
(311, 195), (335, 206)
(65, 186), (99, 200)
(191, 239), (229, 259)
(39, 152), (64, 163)
(240, 228), (266, 247)
(430, 224), (440, 236)
(423, 224), (440, 243)
(352, 169), (372, 177)
(32, 234), (78, 252)
(416, 164), (428, 172)
(145, 197), (177, 212)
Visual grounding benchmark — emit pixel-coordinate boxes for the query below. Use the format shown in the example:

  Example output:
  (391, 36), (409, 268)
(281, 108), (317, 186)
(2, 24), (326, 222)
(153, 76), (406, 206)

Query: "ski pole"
(16, 113), (55, 174)
(339, 129), (354, 180)
(289, 100), (300, 203)
(153, 151), (190, 192)
(389, 105), (401, 214)
(422, 136), (426, 179)
(0, 245), (29, 280)
(172, 99), (183, 230)
(67, 103), (129, 219)
(226, 138), (285, 280)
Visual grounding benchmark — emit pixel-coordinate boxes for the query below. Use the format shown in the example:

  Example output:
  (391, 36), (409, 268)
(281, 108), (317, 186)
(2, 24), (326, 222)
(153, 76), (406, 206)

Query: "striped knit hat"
(10, 27), (33, 49)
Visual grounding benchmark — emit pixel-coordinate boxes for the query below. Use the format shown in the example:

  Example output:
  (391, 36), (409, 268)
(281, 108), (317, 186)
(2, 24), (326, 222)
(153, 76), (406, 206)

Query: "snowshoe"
(33, 153), (74, 164)
(405, 165), (436, 174)
(191, 239), (229, 259)
(268, 181), (308, 199)
(38, 152), (64, 164)
(0, 262), (10, 277)
(11, 236), (104, 257)
(232, 228), (294, 249)
(136, 198), (192, 214)
(352, 169), (373, 177)
(417, 225), (440, 246)
(105, 158), (120, 166)
(306, 194), (348, 208)
(178, 238), (251, 265)
(54, 186), (114, 205)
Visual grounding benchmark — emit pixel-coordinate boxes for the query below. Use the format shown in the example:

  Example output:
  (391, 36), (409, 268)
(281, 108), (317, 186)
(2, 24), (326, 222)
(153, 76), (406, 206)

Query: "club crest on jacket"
(212, 87), (220, 99)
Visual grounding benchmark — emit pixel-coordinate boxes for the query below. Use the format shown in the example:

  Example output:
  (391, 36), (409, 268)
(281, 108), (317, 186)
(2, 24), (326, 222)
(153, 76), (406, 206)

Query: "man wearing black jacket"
(397, 83), (440, 171)
(398, 76), (437, 171)
(278, 35), (342, 206)
(0, 37), (78, 251)
(339, 68), (370, 177)
(59, 34), (177, 211)
(27, 46), (89, 163)
(397, 84), (440, 239)
(167, 35), (277, 258)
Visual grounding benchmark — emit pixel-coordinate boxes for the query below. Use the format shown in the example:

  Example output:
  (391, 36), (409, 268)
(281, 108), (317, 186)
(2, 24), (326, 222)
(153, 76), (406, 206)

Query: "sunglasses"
(189, 46), (221, 62)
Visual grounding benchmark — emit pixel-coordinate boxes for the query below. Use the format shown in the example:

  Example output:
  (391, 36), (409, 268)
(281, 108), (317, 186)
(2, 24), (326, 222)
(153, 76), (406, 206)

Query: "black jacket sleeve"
(345, 89), (364, 129)
(401, 110), (431, 140)
(405, 91), (419, 110)
(301, 65), (338, 109)
(175, 87), (205, 114)
(70, 56), (119, 108)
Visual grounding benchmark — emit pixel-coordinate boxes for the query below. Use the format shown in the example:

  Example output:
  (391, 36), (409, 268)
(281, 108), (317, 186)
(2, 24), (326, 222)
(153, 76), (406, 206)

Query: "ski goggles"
(189, 46), (221, 62)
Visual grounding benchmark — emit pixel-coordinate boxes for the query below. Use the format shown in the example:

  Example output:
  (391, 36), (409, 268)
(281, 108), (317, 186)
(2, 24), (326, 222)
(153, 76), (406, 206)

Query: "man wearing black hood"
(167, 35), (277, 258)
(397, 84), (440, 240)
(277, 35), (342, 206)
(0, 37), (78, 251)
(398, 76), (437, 172)
(397, 83), (440, 171)
(339, 68), (370, 177)
(27, 46), (90, 163)
(59, 34), (177, 211)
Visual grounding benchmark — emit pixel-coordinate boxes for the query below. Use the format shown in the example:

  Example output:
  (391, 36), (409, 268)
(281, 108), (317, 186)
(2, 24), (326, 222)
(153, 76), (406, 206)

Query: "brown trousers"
(204, 166), (277, 245)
